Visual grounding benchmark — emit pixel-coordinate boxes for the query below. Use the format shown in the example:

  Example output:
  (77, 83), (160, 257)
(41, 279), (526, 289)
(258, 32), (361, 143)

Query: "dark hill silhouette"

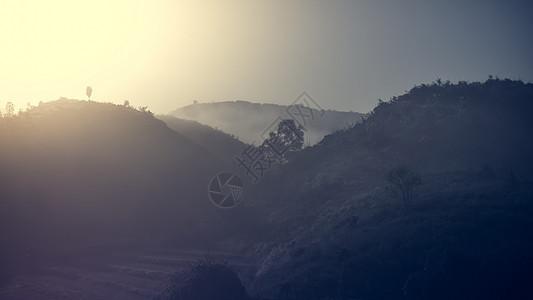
(239, 79), (533, 299)
(157, 115), (246, 161)
(262, 78), (533, 199)
(0, 99), (260, 275)
(168, 101), (364, 146)
(1, 79), (532, 299)
(317, 78), (533, 178)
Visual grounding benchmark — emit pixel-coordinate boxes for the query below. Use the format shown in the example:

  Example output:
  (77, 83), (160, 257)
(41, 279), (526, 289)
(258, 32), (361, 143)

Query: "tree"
(86, 86), (92, 100)
(386, 166), (422, 209)
(261, 119), (304, 158)
(138, 106), (154, 116)
(4, 102), (15, 118)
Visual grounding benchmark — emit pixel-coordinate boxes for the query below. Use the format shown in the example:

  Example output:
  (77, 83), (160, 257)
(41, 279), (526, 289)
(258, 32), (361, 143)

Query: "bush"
(158, 257), (250, 300)
(386, 166), (422, 209)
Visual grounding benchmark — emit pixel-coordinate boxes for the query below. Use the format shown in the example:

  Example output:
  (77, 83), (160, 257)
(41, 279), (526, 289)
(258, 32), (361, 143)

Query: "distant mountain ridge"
(168, 100), (364, 145)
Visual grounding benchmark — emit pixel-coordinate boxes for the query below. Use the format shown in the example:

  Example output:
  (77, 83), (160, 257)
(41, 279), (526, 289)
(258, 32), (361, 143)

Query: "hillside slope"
(0, 100), (259, 278)
(157, 115), (246, 161)
(243, 79), (533, 299)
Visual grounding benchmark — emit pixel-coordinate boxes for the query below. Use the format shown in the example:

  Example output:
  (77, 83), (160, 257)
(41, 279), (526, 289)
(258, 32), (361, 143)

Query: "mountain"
(156, 115), (246, 161)
(238, 79), (533, 299)
(0, 100), (260, 274)
(168, 100), (364, 146)
(2, 79), (533, 299)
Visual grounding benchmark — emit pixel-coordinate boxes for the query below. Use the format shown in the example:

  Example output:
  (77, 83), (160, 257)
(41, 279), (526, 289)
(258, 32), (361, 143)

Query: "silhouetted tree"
(386, 166), (422, 209)
(123, 100), (130, 107)
(262, 119), (304, 156)
(86, 86), (92, 100)
(4, 102), (15, 118)
(139, 106), (154, 116)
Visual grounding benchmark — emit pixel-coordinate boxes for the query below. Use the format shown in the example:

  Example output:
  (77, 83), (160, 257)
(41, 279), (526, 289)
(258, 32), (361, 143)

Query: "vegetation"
(249, 170), (533, 299)
(2, 102), (15, 118)
(1, 79), (533, 299)
(386, 166), (422, 209)
(86, 86), (92, 100)
(170, 100), (363, 145)
(0, 98), (154, 121)
(159, 257), (250, 300)
(260, 119), (304, 161)
(244, 78), (533, 299)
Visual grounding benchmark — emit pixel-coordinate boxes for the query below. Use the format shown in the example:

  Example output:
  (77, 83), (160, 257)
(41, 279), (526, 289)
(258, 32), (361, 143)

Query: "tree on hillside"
(386, 166), (422, 209)
(261, 119), (304, 158)
(139, 106), (154, 116)
(86, 86), (92, 100)
(4, 102), (15, 118)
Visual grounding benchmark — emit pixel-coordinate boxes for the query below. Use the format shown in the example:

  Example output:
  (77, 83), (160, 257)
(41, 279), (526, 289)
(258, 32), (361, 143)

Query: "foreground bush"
(158, 257), (250, 300)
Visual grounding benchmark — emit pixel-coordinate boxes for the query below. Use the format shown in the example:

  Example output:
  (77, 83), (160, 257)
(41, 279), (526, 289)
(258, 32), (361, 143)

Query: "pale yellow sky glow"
(1, 0), (308, 113)
(1, 1), (532, 114)
(1, 0), (161, 109)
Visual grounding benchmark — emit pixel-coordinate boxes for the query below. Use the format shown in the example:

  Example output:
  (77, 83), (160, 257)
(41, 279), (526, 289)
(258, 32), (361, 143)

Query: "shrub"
(158, 256), (249, 300)
(386, 166), (422, 209)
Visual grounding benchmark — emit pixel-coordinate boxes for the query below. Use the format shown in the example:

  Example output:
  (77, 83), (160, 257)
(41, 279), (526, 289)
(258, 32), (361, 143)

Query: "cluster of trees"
(0, 102), (15, 118)
(123, 99), (153, 116)
(258, 119), (304, 164)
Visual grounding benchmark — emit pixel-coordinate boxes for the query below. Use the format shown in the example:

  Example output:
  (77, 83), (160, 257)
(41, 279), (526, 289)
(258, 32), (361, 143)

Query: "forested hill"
(244, 79), (533, 299)
(278, 78), (533, 187)
(0, 99), (254, 255)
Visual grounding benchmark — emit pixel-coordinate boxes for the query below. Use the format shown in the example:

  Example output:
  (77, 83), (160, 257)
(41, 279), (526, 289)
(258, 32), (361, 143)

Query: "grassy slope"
(157, 115), (246, 162)
(0, 100), (258, 271)
(250, 172), (533, 299)
(242, 80), (533, 299)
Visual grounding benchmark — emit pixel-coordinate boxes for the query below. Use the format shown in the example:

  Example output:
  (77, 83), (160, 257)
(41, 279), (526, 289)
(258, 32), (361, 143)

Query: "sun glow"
(0, 0), (160, 109)
(2, 1), (531, 115)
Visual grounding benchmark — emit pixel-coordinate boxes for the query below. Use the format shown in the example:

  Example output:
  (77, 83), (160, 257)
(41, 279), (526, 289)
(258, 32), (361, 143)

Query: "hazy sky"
(1, 0), (532, 114)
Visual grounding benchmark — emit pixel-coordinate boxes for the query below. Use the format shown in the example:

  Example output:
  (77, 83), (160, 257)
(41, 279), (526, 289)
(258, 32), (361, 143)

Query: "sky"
(1, 0), (532, 114)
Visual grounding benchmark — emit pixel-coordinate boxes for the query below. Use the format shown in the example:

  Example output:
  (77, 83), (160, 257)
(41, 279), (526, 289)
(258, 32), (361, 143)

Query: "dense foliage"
(159, 257), (250, 300)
